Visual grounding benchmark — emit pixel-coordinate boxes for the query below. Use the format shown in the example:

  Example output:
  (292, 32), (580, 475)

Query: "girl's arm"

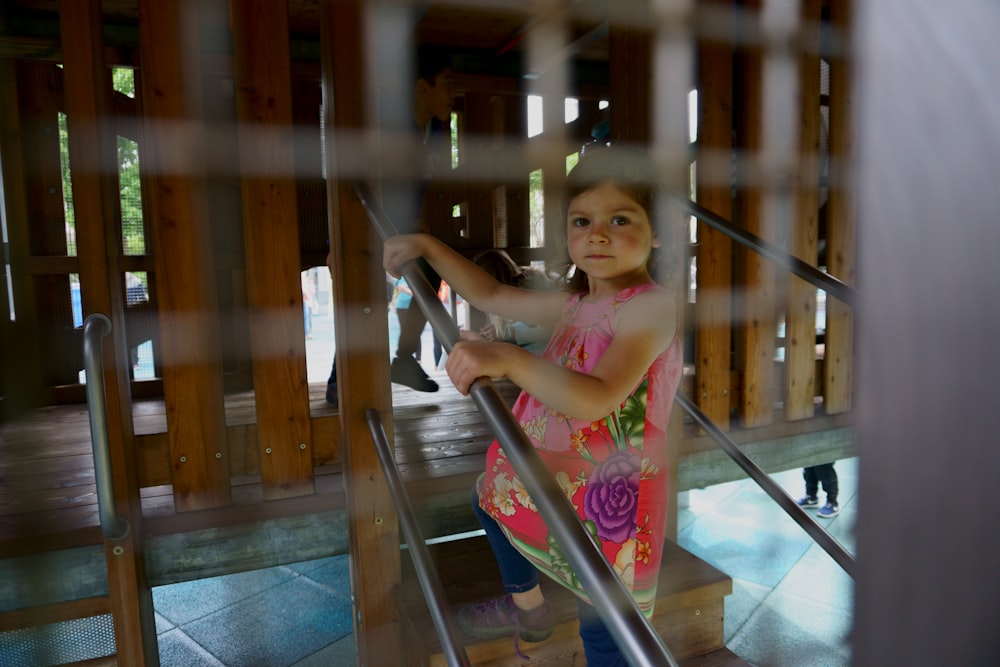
(446, 288), (677, 421)
(383, 233), (565, 329)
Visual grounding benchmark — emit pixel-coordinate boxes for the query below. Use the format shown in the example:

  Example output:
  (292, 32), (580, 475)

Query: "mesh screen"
(0, 614), (115, 667)
(118, 135), (146, 257)
(57, 113), (77, 257)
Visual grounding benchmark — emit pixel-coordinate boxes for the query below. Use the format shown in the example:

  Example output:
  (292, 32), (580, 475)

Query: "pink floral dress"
(477, 283), (683, 617)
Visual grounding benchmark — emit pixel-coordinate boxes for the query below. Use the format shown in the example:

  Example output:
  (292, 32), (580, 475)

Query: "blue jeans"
(471, 485), (539, 593)
(470, 486), (625, 665)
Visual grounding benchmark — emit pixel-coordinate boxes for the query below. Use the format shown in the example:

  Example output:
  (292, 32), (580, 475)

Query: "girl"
(383, 147), (683, 665)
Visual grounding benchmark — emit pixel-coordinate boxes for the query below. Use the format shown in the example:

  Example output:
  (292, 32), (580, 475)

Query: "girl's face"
(566, 182), (660, 292)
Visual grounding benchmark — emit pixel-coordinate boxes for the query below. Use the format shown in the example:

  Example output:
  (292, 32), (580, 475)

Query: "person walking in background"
(326, 44), (455, 403)
(383, 146), (683, 666)
(797, 463), (840, 518)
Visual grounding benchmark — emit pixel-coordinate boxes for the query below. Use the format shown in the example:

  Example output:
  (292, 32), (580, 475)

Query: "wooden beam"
(59, 1), (158, 663)
(230, 0), (315, 500)
(319, 1), (402, 663)
(138, 0), (231, 511)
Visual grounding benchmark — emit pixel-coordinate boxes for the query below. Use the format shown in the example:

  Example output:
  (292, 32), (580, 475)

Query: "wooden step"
(397, 535), (742, 666)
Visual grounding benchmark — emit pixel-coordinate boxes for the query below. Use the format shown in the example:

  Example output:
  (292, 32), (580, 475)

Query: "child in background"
(797, 463), (840, 517)
(383, 146), (683, 665)
(471, 249), (550, 354)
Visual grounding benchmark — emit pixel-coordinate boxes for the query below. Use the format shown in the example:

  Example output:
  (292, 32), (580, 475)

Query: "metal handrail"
(354, 181), (679, 667)
(676, 394), (856, 577)
(82, 313), (130, 541)
(674, 196), (858, 308)
(364, 409), (472, 667)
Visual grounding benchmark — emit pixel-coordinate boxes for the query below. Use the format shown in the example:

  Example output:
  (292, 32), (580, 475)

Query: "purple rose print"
(583, 451), (640, 543)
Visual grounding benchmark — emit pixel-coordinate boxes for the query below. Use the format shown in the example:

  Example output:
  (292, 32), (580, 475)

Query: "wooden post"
(823, 0), (854, 414)
(609, 25), (651, 146)
(695, 0), (735, 431)
(463, 91), (497, 250)
(60, 1), (158, 663)
(8, 61), (75, 392)
(319, 1), (401, 663)
(230, 0), (315, 500)
(138, 0), (231, 511)
(0, 60), (47, 414)
(784, 0), (822, 420)
(497, 94), (530, 250)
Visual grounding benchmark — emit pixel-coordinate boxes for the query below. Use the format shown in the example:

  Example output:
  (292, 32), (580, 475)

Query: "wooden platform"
(0, 371), (518, 560)
(397, 535), (750, 666)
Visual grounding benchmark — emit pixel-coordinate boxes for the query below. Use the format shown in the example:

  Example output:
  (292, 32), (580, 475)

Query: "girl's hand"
(444, 339), (516, 395)
(383, 234), (430, 277)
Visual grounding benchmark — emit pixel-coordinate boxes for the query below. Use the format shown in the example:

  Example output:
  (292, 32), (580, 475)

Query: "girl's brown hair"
(561, 145), (675, 292)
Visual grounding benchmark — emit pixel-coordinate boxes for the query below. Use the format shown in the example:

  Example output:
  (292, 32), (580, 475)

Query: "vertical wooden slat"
(823, 0), (854, 414)
(138, 0), (231, 511)
(695, 0), (734, 430)
(785, 0), (822, 420)
(735, 0), (776, 427)
(230, 0), (314, 500)
(59, 1), (158, 663)
(320, 1), (401, 663)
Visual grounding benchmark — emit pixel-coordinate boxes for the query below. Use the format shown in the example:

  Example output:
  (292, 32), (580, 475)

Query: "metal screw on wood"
(265, 447), (272, 454)
(363, 306), (372, 315)
(215, 452), (222, 459)
(113, 546), (125, 556)
(374, 516), (383, 525)
(179, 456), (186, 463)
(299, 443), (307, 450)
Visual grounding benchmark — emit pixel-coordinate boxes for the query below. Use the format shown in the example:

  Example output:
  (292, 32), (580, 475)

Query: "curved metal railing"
(355, 181), (679, 667)
(82, 313), (131, 541)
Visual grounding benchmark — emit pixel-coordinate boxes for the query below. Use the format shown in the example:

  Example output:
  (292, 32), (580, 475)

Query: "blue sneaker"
(818, 502), (840, 518)
(797, 495), (819, 508)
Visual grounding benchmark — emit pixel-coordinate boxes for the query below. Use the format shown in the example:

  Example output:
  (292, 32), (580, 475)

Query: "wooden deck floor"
(0, 370), (520, 559)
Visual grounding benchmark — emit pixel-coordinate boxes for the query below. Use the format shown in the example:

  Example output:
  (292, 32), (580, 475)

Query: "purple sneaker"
(457, 594), (554, 643)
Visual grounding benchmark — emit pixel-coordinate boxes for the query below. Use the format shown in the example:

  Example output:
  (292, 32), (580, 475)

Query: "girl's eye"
(571, 217), (590, 228)
(611, 216), (630, 226)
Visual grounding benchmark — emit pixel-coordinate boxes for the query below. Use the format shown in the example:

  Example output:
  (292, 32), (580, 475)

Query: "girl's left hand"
(383, 234), (428, 277)
(444, 339), (514, 394)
